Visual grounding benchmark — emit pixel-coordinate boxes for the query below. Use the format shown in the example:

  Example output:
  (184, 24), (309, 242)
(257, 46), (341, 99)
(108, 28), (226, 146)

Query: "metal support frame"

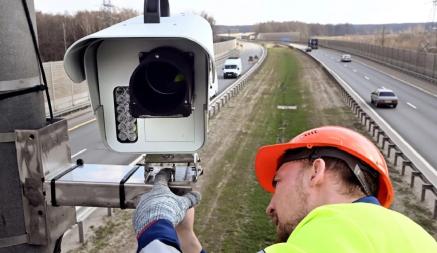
(11, 118), (205, 245)
(46, 152), (202, 209)
(15, 119), (76, 245)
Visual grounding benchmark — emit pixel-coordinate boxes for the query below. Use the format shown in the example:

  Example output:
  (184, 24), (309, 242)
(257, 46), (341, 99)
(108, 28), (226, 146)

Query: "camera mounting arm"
(144, 0), (170, 23)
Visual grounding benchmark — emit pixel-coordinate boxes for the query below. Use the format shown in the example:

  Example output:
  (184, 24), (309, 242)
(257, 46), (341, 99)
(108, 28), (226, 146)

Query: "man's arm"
(133, 169), (204, 253)
(176, 208), (203, 253)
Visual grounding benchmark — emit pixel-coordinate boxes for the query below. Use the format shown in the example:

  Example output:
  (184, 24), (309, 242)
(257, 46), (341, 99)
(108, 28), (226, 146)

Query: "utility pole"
(381, 25), (386, 47)
(62, 22), (67, 52)
(0, 1), (58, 252)
(433, 0), (437, 49)
(103, 0), (114, 25)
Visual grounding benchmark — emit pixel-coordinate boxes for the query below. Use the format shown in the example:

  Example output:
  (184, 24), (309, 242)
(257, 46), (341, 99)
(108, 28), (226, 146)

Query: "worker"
(133, 126), (437, 253)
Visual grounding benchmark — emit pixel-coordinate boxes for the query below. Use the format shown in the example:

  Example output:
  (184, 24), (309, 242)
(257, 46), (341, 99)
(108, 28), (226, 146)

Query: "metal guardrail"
(318, 39), (437, 84)
(209, 44), (267, 118)
(290, 44), (437, 219)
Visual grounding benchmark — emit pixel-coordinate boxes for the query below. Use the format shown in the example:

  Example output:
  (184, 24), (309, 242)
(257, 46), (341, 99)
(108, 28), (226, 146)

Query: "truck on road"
(308, 38), (319, 49)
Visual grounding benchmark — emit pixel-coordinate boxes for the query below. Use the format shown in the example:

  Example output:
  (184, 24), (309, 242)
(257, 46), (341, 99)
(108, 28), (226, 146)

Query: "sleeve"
(136, 219), (206, 253)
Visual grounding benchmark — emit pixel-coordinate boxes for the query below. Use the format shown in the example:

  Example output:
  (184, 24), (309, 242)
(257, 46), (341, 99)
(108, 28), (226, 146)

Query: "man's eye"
(272, 179), (278, 188)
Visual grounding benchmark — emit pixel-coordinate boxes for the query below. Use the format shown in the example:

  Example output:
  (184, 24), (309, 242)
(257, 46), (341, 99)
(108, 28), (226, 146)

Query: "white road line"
(343, 64), (347, 67)
(72, 148), (87, 158)
(364, 76), (370, 80)
(317, 60), (437, 184)
(353, 58), (437, 99)
(68, 118), (96, 132)
(407, 102), (417, 109)
(353, 69), (357, 72)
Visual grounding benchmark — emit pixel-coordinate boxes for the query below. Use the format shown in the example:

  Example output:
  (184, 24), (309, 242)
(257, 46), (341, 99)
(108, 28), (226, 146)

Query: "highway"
(68, 42), (263, 165)
(294, 44), (437, 172)
(216, 42), (263, 94)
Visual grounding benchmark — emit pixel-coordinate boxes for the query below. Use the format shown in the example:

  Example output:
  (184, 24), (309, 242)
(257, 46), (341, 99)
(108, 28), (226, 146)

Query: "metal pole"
(0, 1), (59, 252)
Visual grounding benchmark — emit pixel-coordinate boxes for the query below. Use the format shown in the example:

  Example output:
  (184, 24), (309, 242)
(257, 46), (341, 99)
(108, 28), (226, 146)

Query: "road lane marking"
(72, 148), (87, 158)
(318, 62), (437, 184)
(299, 48), (437, 184)
(364, 76), (370, 80)
(353, 69), (357, 72)
(68, 118), (96, 132)
(407, 102), (417, 109)
(353, 58), (437, 99)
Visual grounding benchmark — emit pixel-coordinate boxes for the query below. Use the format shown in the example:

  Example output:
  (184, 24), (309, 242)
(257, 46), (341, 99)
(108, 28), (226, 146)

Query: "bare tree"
(36, 9), (138, 61)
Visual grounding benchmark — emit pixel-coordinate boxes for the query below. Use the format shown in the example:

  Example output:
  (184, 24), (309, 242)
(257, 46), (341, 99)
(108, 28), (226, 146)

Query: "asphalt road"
(216, 42), (264, 94)
(68, 42), (264, 165)
(295, 45), (437, 172)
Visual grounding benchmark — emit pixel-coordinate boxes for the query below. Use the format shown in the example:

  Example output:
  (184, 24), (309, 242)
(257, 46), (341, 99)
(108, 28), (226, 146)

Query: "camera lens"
(146, 61), (186, 95)
(129, 47), (194, 118)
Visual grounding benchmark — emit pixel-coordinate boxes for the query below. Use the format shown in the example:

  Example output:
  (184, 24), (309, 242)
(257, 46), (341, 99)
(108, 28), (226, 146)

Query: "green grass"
(195, 47), (312, 252)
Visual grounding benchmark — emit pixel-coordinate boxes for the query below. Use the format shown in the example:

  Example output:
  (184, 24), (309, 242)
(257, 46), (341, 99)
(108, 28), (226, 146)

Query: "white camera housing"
(64, 14), (214, 153)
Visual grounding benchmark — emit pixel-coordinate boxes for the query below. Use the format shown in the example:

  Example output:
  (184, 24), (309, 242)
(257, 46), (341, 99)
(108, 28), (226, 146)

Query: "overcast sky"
(35, 0), (435, 26)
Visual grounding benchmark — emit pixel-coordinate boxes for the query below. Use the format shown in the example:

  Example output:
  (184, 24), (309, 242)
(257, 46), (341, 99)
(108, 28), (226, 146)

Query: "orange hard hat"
(255, 126), (394, 207)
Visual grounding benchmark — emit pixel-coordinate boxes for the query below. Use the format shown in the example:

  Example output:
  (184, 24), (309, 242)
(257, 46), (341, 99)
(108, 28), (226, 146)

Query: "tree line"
(36, 10), (219, 62)
(254, 21), (430, 39)
(36, 9), (138, 61)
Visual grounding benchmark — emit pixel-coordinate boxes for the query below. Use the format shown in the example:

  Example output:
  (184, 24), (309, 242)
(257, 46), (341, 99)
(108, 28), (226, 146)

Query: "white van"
(223, 57), (242, 79)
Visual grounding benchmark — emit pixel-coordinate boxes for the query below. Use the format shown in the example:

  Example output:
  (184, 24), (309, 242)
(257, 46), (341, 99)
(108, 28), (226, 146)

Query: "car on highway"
(341, 54), (352, 62)
(371, 88), (398, 108)
(223, 57), (242, 79)
(305, 46), (312, 52)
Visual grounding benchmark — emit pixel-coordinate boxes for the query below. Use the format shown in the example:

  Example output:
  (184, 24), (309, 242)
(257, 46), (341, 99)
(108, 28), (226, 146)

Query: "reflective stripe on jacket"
(264, 203), (436, 253)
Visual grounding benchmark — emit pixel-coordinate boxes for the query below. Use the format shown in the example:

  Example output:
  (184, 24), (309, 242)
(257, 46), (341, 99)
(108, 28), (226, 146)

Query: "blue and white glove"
(133, 169), (201, 235)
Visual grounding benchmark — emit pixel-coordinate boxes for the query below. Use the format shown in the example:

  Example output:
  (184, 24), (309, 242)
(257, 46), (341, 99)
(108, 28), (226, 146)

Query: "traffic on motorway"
(295, 43), (437, 174)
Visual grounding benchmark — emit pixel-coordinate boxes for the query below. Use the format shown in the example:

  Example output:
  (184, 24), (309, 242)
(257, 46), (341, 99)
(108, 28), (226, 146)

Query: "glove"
(133, 168), (201, 235)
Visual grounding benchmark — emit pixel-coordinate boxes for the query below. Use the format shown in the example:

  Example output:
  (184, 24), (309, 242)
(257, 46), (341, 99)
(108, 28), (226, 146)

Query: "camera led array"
(113, 87), (138, 143)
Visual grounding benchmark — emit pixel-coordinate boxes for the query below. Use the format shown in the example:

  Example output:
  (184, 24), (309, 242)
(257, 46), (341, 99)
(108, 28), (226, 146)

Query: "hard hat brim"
(255, 142), (309, 193)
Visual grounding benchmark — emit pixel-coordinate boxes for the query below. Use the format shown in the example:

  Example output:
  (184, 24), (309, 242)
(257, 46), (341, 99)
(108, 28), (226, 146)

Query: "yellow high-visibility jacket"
(263, 203), (436, 253)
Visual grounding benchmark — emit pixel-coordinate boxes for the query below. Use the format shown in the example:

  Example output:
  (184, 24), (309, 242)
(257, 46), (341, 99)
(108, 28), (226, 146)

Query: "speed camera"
(64, 13), (214, 153)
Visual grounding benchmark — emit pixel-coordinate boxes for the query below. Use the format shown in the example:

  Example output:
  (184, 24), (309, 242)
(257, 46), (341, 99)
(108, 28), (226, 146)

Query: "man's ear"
(309, 158), (327, 187)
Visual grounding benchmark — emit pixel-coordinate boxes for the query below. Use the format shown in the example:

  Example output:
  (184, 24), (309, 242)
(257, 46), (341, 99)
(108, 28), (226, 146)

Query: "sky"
(34, 0), (436, 26)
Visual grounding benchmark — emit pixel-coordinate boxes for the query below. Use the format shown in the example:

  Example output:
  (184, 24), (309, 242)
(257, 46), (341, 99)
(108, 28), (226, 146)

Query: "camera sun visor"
(129, 47), (194, 118)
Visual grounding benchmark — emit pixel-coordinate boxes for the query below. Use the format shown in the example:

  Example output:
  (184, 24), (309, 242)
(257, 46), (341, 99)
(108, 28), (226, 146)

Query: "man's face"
(266, 160), (311, 242)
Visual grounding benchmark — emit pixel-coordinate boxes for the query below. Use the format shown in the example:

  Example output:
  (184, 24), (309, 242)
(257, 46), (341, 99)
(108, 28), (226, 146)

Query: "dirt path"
(196, 67), (276, 229)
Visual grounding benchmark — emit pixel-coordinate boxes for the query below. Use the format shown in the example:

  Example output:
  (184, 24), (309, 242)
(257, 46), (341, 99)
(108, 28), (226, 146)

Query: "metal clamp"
(50, 160), (83, 206)
(119, 165), (141, 209)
